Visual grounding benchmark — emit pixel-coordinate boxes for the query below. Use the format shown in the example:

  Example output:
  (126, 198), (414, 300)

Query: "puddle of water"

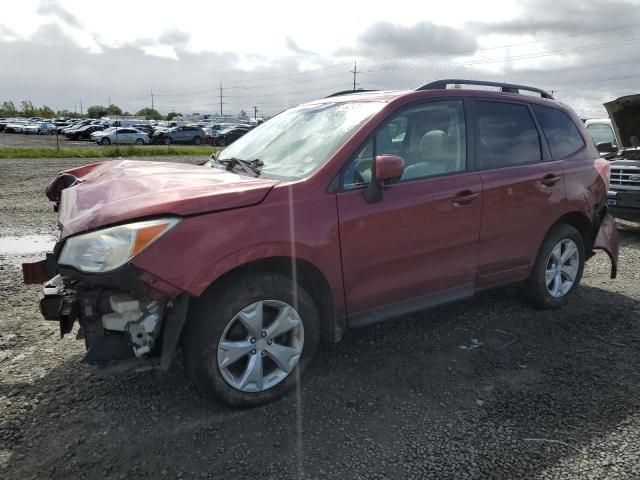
(0, 234), (57, 255)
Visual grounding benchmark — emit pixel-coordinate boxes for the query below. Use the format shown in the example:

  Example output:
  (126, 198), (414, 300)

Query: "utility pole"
(150, 90), (154, 110)
(351, 61), (358, 91)
(108, 96), (111, 105)
(79, 99), (83, 117)
(253, 105), (258, 120)
(219, 83), (224, 116)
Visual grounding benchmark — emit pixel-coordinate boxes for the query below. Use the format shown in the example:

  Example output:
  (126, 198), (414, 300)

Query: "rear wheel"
(182, 272), (320, 407)
(101, 137), (111, 145)
(135, 138), (144, 145)
(193, 136), (202, 145)
(523, 224), (585, 309)
(164, 137), (171, 145)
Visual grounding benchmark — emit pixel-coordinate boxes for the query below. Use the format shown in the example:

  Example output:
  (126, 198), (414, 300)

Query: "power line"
(147, 34), (640, 103)
(150, 20), (640, 97)
(360, 37), (640, 74)
(367, 20), (640, 63)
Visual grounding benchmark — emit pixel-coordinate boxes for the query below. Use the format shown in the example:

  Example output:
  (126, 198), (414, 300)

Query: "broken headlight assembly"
(58, 218), (180, 273)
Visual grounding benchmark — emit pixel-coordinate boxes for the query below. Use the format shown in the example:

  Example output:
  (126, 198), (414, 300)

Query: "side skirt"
(346, 284), (473, 329)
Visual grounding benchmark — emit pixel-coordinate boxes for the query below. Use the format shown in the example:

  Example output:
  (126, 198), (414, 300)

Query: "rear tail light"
(594, 157), (611, 187)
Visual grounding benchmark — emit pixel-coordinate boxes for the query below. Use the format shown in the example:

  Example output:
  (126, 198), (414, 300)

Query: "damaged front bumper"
(23, 259), (189, 370)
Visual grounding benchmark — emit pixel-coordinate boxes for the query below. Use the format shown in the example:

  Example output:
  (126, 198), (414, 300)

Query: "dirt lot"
(1, 156), (640, 479)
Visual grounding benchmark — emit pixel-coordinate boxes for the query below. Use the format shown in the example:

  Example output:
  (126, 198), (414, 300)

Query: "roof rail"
(325, 89), (378, 98)
(415, 79), (554, 99)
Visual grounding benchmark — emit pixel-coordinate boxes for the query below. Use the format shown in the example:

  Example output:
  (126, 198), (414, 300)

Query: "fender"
(593, 212), (619, 278)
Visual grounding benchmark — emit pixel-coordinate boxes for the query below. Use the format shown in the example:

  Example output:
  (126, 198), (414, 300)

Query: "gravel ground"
(1, 157), (640, 479)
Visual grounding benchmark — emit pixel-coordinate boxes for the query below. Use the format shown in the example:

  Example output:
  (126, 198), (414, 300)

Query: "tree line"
(0, 100), (182, 121)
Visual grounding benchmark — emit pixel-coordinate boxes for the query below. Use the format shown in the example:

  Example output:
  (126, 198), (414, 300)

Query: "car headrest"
(419, 130), (447, 159)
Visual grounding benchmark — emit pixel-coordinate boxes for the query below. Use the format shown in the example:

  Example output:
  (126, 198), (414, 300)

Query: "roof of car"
(318, 80), (558, 106)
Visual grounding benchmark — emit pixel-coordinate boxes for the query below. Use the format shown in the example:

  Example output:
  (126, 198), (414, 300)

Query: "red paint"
(48, 87), (620, 330)
(374, 155), (405, 182)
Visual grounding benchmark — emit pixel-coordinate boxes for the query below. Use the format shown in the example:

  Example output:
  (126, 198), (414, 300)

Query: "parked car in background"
(108, 119), (149, 128)
(213, 126), (250, 146)
(23, 122), (56, 135)
(602, 94), (640, 221)
(4, 120), (29, 133)
(130, 124), (155, 137)
(585, 119), (618, 155)
(66, 124), (106, 140)
(151, 125), (207, 144)
(93, 127), (149, 145)
(24, 80), (619, 408)
(60, 120), (93, 135)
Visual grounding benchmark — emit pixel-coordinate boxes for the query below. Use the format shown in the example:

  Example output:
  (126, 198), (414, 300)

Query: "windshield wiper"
(215, 157), (263, 177)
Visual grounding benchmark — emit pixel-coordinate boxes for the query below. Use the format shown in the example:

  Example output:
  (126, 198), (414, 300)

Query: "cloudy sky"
(2, 0), (640, 117)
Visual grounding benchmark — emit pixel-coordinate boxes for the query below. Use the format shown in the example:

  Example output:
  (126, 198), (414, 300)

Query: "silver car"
(23, 122), (56, 135)
(93, 127), (150, 145)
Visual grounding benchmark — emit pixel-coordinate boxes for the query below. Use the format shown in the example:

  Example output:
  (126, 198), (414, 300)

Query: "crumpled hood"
(49, 160), (278, 238)
(604, 94), (640, 149)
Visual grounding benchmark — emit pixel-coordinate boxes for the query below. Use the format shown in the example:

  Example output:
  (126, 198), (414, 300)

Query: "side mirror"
(596, 142), (616, 153)
(364, 154), (405, 204)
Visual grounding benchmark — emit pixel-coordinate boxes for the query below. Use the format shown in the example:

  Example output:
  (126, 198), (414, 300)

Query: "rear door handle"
(452, 190), (480, 207)
(541, 173), (561, 187)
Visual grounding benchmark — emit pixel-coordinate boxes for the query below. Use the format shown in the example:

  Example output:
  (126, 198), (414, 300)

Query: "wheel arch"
(196, 256), (344, 343)
(550, 211), (595, 253)
(526, 210), (596, 278)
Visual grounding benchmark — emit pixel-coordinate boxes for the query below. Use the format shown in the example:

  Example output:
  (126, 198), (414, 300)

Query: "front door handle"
(541, 173), (561, 187)
(452, 190), (480, 207)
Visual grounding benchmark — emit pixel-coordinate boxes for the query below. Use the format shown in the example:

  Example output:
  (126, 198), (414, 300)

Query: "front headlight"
(58, 218), (180, 273)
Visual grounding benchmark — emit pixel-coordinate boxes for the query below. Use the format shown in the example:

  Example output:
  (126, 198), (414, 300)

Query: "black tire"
(522, 224), (585, 309)
(164, 137), (171, 145)
(101, 137), (111, 145)
(193, 136), (202, 145)
(182, 272), (320, 407)
(135, 138), (144, 145)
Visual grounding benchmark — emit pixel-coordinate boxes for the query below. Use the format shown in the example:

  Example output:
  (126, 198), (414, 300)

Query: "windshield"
(587, 123), (617, 147)
(217, 101), (385, 179)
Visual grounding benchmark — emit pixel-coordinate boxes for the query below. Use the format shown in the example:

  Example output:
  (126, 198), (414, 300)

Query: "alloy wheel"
(545, 239), (579, 298)
(217, 300), (304, 393)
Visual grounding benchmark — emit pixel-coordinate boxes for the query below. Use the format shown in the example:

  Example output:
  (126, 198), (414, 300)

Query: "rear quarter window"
(533, 105), (585, 159)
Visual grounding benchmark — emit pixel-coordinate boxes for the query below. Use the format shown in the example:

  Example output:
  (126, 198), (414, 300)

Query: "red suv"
(24, 79), (619, 407)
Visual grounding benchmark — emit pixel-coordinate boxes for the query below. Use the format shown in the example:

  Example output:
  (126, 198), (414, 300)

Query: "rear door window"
(475, 101), (541, 169)
(533, 105), (585, 159)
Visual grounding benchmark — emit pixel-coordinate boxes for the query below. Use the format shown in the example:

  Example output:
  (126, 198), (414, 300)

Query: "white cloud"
(1, 0), (638, 117)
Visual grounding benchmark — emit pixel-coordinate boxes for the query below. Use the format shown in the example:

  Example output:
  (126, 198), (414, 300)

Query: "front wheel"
(101, 137), (111, 145)
(193, 136), (202, 145)
(164, 137), (171, 145)
(182, 272), (320, 407)
(522, 224), (585, 309)
(135, 138), (144, 145)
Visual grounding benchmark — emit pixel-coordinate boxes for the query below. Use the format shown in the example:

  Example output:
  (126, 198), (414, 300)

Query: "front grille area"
(610, 166), (640, 191)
